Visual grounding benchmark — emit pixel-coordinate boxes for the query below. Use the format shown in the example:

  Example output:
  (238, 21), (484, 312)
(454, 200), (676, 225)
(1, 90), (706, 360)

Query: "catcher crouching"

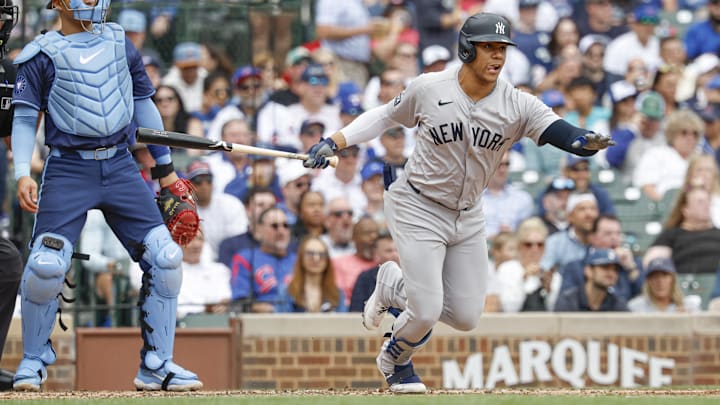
(10, 0), (202, 392)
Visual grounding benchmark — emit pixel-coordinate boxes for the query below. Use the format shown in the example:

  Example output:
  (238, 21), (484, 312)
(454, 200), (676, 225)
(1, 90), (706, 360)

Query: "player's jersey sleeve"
(385, 79), (422, 129)
(516, 90), (561, 145)
(12, 53), (52, 111)
(126, 38), (154, 100)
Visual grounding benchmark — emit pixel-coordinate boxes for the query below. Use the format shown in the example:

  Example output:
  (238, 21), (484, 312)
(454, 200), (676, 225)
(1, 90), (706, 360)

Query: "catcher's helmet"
(458, 13), (516, 63)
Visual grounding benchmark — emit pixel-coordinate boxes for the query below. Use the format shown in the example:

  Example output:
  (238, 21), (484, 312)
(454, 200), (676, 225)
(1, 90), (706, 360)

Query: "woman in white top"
(680, 154), (720, 227)
(633, 109), (704, 201)
(497, 217), (559, 312)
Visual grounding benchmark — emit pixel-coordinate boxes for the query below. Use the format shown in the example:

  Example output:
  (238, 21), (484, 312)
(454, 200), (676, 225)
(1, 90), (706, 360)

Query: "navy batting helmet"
(458, 13), (516, 63)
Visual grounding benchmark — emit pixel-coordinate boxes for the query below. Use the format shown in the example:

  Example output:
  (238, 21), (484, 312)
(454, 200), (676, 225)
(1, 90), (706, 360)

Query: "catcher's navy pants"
(32, 147), (163, 260)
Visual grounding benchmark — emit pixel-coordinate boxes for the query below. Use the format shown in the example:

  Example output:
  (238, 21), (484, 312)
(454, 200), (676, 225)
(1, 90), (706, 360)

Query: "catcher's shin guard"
(14, 233), (73, 390)
(135, 226), (201, 391)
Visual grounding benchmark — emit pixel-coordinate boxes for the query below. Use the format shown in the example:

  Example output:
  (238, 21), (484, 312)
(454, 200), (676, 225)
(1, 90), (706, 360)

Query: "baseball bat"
(135, 127), (339, 168)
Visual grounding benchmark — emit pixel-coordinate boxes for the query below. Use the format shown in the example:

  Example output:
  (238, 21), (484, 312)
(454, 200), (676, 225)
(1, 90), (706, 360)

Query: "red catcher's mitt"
(157, 178), (200, 246)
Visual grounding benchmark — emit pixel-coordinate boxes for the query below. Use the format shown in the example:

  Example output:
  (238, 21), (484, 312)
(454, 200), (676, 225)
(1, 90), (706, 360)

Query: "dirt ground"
(3, 388), (720, 400)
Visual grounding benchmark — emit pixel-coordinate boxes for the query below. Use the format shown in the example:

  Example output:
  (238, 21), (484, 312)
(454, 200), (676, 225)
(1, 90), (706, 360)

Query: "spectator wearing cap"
(562, 155), (615, 215)
(483, 0), (558, 33)
(312, 144), (367, 216)
(185, 160), (248, 260)
(539, 177), (575, 235)
(563, 76), (610, 139)
(554, 248), (629, 312)
(376, 126), (408, 173)
(628, 257), (685, 313)
(315, 0), (381, 89)
(603, 4), (662, 77)
(142, 54), (162, 89)
(360, 159), (387, 229)
(607, 80), (637, 134)
(482, 152), (534, 239)
(683, 0), (720, 61)
(298, 119), (325, 153)
(276, 160), (312, 226)
(578, 34), (613, 106)
(512, 0), (554, 82)
(118, 9), (163, 74)
(162, 41), (208, 113)
(339, 90), (365, 126)
(224, 147), (283, 204)
(205, 66), (262, 141)
(266, 46), (312, 108)
(541, 192), (600, 273)
(540, 90), (566, 116)
(256, 63), (342, 152)
(204, 118), (254, 195)
(421, 45), (451, 73)
(606, 91), (666, 183)
(559, 214), (643, 303)
(707, 75), (720, 106)
(633, 109), (704, 201)
(699, 104), (720, 159)
(575, 0), (627, 40)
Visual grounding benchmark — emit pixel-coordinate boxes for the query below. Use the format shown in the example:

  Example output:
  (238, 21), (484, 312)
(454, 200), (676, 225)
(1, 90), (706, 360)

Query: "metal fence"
(11, 0), (315, 72)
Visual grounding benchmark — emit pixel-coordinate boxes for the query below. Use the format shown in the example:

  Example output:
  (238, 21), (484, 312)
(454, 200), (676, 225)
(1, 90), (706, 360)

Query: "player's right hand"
(304, 137), (338, 169)
(571, 132), (616, 150)
(17, 176), (38, 213)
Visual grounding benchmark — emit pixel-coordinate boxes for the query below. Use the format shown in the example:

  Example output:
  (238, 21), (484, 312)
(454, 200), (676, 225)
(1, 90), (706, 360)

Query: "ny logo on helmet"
(495, 22), (505, 35)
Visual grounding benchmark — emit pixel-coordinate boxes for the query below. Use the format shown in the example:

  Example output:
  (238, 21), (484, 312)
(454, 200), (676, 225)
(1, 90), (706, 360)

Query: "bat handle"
(327, 156), (339, 168)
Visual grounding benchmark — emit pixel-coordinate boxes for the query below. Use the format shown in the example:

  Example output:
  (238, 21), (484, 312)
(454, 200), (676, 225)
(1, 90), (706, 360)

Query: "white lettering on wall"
(442, 339), (675, 389)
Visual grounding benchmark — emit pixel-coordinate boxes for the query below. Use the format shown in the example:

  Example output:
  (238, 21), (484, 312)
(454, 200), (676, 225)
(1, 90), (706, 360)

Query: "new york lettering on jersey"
(427, 121), (510, 151)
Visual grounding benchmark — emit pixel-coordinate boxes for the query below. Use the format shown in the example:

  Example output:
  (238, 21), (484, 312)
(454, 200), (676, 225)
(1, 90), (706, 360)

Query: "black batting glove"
(304, 137), (338, 169)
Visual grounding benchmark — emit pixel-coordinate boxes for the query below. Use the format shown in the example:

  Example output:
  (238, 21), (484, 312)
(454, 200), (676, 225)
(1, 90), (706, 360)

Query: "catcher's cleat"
(12, 359), (47, 392)
(133, 360), (203, 391)
(362, 261), (403, 330)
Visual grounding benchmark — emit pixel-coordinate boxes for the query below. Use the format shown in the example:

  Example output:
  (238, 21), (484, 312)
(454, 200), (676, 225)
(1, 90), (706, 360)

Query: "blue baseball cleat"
(384, 362), (427, 394)
(12, 358), (48, 392)
(133, 360), (203, 391)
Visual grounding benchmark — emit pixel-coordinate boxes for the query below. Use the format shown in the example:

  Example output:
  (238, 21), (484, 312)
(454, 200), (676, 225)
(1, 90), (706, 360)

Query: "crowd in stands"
(9, 0), (720, 323)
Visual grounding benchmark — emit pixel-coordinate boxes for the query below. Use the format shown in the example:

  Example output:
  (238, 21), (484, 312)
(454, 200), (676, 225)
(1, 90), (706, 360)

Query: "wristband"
(151, 162), (174, 179)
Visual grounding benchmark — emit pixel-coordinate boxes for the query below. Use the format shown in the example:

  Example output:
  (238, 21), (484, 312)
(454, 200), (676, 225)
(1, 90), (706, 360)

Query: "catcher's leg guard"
(377, 330), (431, 394)
(134, 225), (202, 391)
(14, 233), (72, 391)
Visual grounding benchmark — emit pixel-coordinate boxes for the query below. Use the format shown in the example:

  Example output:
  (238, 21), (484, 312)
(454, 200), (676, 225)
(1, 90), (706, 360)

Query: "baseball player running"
(11, 0), (201, 391)
(304, 13), (614, 394)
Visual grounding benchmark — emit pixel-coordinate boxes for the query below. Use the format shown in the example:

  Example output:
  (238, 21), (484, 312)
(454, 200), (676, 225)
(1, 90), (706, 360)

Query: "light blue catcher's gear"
(14, 22), (133, 137)
(13, 233), (73, 392)
(134, 225), (203, 391)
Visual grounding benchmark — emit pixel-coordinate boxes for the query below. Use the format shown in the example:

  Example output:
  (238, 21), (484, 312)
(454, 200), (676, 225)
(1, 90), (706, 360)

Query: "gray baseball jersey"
(344, 66), (560, 210)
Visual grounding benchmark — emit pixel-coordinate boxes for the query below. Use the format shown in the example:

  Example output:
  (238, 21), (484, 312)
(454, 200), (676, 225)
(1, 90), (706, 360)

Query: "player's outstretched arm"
(538, 119), (615, 156)
(11, 105), (40, 213)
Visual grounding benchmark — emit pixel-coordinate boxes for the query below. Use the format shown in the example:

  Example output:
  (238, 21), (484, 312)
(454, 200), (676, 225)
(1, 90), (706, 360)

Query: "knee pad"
(23, 233), (73, 304)
(142, 225), (183, 297)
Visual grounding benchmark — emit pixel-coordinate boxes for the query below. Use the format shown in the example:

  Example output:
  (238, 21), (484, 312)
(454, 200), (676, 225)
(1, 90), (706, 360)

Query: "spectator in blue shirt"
(683, 0), (720, 60)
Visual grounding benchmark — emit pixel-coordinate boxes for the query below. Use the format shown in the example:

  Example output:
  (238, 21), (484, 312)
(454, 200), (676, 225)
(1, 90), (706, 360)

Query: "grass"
(3, 390), (720, 405)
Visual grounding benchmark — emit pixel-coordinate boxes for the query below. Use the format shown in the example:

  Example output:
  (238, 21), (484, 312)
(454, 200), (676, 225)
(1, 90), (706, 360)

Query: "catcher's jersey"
(384, 66), (559, 210)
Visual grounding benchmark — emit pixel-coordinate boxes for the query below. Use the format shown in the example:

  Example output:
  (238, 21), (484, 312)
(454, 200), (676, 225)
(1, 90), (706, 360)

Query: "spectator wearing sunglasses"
(185, 160), (248, 261)
(206, 65), (266, 139)
(229, 207), (297, 313)
(541, 192), (600, 273)
(482, 151), (534, 238)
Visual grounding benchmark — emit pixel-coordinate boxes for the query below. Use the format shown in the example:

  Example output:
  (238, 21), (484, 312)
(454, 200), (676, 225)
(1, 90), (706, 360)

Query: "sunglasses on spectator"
(239, 83), (262, 91)
(330, 210), (353, 218)
(156, 96), (176, 103)
(190, 175), (212, 185)
(304, 250), (328, 259)
(267, 222), (290, 230)
(522, 241), (545, 248)
(551, 177), (575, 190)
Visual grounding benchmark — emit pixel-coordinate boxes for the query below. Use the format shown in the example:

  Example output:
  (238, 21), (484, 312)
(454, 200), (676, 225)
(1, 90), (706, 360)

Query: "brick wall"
(2, 313), (720, 390)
